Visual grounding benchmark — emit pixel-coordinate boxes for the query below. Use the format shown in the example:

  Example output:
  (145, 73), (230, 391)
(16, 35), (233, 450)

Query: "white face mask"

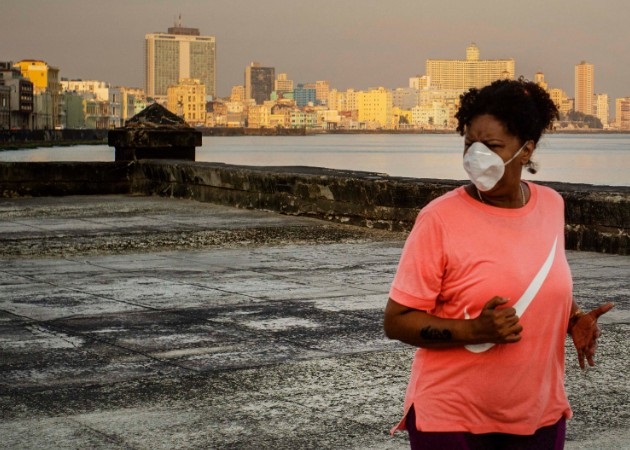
(463, 141), (527, 192)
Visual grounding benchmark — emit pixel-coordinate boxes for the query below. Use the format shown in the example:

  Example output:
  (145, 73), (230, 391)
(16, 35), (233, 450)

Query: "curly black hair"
(455, 77), (559, 145)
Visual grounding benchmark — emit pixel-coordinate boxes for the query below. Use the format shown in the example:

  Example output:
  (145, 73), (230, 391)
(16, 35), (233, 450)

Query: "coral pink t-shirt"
(389, 182), (573, 435)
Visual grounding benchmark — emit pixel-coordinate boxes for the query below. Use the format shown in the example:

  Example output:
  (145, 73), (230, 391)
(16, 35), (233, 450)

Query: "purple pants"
(406, 405), (566, 450)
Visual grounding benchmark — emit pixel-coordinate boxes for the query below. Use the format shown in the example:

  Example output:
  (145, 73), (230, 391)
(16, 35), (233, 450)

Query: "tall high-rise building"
(245, 62), (274, 105)
(425, 43), (514, 90)
(145, 20), (216, 102)
(574, 61), (594, 115)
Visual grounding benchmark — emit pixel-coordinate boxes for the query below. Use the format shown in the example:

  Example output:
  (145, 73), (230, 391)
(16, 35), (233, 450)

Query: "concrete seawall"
(0, 129), (109, 148)
(1, 160), (628, 255)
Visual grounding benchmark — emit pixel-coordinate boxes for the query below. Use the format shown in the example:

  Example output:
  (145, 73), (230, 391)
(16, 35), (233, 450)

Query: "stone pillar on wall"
(108, 103), (201, 161)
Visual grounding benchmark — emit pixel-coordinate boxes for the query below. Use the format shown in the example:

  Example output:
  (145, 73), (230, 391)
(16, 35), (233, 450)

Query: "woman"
(383, 78), (613, 450)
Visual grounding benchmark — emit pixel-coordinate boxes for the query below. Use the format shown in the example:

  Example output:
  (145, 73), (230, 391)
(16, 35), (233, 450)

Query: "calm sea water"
(1, 134), (629, 186)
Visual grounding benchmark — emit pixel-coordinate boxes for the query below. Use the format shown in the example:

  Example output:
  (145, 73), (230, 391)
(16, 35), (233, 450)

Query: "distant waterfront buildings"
(4, 37), (629, 131)
(575, 61), (594, 116)
(425, 43), (514, 90)
(245, 63), (275, 105)
(60, 80), (146, 128)
(145, 20), (216, 103)
(535, 72), (572, 117)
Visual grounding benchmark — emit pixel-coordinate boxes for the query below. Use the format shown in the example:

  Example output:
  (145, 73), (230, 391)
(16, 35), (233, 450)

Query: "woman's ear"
(522, 140), (535, 165)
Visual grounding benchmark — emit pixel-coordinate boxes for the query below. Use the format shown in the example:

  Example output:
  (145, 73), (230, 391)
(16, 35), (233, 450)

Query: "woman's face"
(464, 114), (532, 188)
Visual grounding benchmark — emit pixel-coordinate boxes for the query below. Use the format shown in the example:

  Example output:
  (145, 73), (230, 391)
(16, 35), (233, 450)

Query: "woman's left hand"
(570, 302), (614, 369)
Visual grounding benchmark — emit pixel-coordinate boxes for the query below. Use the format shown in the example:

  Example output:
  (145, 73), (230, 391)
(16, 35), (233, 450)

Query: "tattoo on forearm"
(420, 326), (452, 341)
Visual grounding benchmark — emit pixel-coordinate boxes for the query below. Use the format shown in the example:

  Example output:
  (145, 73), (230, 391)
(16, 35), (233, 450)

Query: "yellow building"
(357, 87), (393, 129)
(15, 60), (49, 93)
(425, 43), (514, 90)
(166, 78), (206, 126)
(15, 59), (61, 128)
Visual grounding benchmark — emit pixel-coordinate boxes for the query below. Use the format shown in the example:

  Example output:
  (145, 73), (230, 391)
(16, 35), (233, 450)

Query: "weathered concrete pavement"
(1, 195), (628, 449)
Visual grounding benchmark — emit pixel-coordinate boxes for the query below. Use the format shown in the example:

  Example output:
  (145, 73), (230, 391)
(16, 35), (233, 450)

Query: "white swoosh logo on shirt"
(464, 236), (558, 353)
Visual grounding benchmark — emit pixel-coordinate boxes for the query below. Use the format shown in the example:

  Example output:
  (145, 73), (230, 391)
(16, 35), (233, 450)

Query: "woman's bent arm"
(383, 297), (523, 349)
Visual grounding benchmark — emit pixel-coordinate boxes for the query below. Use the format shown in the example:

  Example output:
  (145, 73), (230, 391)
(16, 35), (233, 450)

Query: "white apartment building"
(145, 22), (216, 102)
(328, 89), (359, 112)
(426, 43), (514, 90)
(615, 97), (630, 130)
(61, 80), (110, 101)
(412, 102), (449, 129)
(594, 93), (609, 127)
(392, 87), (420, 110)
(409, 75), (431, 90)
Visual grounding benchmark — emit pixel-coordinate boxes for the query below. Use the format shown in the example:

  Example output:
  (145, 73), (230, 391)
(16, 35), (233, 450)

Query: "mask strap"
(505, 141), (528, 166)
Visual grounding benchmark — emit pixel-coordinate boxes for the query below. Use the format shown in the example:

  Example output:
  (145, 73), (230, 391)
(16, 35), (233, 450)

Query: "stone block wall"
(131, 161), (630, 255)
(1, 160), (628, 255)
(0, 162), (130, 197)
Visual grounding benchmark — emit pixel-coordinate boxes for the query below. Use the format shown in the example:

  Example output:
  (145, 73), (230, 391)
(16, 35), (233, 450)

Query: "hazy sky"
(3, 0), (629, 102)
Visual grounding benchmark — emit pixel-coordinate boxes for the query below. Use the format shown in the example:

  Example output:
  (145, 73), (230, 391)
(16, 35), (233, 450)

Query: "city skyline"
(3, 0), (629, 103)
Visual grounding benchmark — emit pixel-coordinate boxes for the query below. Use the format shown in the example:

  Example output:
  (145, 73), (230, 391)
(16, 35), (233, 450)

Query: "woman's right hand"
(472, 297), (523, 344)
